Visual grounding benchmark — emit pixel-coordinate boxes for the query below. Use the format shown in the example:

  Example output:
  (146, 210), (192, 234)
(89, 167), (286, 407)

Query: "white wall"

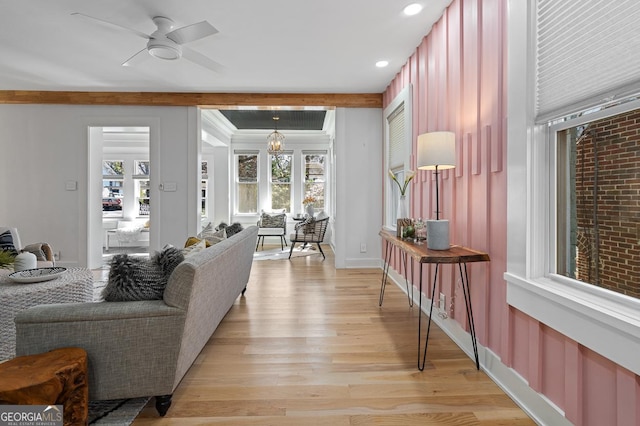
(334, 108), (383, 268)
(0, 104), (382, 269)
(0, 104), (199, 268)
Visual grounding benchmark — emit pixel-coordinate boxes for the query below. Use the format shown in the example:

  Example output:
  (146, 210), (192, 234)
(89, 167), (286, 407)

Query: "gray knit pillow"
(260, 213), (285, 228)
(103, 246), (184, 302)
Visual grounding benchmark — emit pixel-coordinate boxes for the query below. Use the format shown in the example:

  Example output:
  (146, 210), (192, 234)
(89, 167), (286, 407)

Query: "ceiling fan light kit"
(148, 40), (182, 60)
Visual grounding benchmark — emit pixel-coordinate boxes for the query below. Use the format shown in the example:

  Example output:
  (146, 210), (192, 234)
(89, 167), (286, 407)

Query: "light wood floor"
(133, 245), (535, 425)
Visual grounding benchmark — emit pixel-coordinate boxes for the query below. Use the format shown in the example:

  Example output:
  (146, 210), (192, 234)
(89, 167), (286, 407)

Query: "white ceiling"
(0, 0), (451, 94)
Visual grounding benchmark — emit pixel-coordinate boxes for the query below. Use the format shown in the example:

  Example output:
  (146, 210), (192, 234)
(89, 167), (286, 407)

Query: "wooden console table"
(379, 229), (490, 371)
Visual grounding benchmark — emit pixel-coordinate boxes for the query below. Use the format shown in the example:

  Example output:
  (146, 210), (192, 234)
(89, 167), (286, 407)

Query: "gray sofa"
(15, 225), (258, 416)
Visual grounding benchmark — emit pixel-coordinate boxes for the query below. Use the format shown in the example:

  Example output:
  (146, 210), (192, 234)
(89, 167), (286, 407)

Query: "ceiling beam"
(0, 91), (382, 108)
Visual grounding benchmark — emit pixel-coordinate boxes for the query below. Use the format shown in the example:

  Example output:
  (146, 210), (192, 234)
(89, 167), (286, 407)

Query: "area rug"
(88, 397), (150, 425)
(253, 245), (320, 260)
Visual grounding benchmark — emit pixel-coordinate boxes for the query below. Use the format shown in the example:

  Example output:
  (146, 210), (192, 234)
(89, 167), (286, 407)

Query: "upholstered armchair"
(289, 216), (329, 259)
(0, 227), (55, 267)
(256, 210), (287, 250)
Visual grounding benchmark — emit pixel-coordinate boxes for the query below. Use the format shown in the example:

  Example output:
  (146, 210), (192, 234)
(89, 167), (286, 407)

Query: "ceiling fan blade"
(122, 48), (149, 67)
(182, 47), (224, 73)
(71, 12), (151, 40)
(166, 21), (218, 45)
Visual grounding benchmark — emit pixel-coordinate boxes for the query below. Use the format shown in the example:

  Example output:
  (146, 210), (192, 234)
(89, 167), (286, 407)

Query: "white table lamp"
(417, 131), (456, 250)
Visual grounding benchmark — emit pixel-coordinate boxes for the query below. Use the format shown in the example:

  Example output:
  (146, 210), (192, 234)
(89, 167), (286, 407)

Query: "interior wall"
(383, 0), (507, 362)
(0, 104), (197, 268)
(334, 108), (383, 268)
(381, 0), (640, 424)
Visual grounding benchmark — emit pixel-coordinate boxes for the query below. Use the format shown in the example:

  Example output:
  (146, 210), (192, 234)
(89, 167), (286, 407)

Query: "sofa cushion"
(103, 246), (184, 302)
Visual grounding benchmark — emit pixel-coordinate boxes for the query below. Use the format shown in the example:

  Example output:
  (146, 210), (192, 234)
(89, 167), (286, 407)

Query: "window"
(102, 160), (124, 217)
(134, 160), (150, 216)
(236, 153), (258, 214)
(555, 107), (640, 299)
(270, 154), (292, 212)
(506, 0), (640, 377)
(383, 86), (412, 228)
(303, 153), (326, 213)
(201, 161), (208, 217)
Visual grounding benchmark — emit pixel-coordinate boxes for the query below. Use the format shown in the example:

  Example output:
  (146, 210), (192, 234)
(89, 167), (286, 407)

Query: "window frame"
(302, 151), (327, 214)
(506, 0), (640, 377)
(269, 152), (293, 213)
(506, 97), (640, 377)
(234, 152), (260, 215)
(383, 85), (413, 230)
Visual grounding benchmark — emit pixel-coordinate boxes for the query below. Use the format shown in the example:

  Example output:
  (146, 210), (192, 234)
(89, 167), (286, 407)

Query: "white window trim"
(269, 152), (293, 213)
(383, 85), (412, 230)
(233, 151), (260, 216)
(301, 151), (328, 214)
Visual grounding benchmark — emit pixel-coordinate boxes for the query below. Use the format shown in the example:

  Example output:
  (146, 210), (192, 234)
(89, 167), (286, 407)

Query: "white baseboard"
(344, 258), (383, 268)
(384, 266), (572, 426)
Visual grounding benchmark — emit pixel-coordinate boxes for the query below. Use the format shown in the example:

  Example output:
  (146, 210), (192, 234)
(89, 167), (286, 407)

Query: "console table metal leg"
(418, 263), (439, 371)
(459, 262), (480, 370)
(378, 241), (393, 306)
(401, 250), (414, 307)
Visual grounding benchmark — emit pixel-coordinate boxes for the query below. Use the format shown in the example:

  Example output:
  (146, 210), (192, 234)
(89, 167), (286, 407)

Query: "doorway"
(87, 126), (150, 268)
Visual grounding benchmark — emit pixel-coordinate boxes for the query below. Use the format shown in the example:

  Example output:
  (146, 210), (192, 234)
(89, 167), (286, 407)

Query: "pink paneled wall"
(381, 0), (640, 424)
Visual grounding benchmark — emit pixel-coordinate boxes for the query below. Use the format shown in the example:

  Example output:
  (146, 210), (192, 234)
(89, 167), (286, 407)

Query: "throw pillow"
(0, 231), (17, 255)
(218, 222), (244, 237)
(260, 213), (285, 228)
(182, 237), (207, 257)
(184, 236), (211, 248)
(102, 246), (184, 302)
(295, 217), (316, 234)
(198, 223), (226, 245)
(21, 243), (47, 261)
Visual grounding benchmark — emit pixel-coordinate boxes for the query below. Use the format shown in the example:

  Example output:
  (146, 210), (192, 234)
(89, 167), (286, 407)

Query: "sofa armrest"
(15, 301), (187, 401)
(15, 300), (183, 324)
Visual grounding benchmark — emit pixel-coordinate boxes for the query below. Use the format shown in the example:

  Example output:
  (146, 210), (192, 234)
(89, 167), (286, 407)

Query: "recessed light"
(403, 3), (423, 16)
(376, 60), (389, 68)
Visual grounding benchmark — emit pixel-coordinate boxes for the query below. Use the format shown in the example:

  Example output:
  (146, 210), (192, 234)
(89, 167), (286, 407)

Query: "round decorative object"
(8, 267), (67, 283)
(14, 251), (37, 272)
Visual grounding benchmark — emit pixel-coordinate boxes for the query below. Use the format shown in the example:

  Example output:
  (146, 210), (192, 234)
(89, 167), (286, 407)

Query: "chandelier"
(267, 116), (285, 155)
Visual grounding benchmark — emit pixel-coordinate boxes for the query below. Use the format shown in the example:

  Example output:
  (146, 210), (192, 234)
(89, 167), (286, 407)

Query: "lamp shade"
(416, 131), (456, 170)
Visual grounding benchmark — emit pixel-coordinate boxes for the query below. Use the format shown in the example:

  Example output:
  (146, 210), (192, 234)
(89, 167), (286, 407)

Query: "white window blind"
(388, 104), (405, 169)
(536, 0), (640, 121)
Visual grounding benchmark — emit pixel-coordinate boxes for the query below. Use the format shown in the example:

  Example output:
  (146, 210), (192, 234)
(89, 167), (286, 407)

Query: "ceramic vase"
(426, 220), (450, 250)
(397, 195), (407, 219)
(305, 204), (315, 218)
(14, 251), (37, 271)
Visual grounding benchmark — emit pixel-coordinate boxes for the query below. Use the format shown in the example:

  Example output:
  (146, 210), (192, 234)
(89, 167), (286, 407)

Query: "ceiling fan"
(72, 13), (223, 72)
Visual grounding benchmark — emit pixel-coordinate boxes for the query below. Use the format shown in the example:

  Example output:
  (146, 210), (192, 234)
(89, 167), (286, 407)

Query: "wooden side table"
(379, 229), (490, 370)
(0, 347), (89, 426)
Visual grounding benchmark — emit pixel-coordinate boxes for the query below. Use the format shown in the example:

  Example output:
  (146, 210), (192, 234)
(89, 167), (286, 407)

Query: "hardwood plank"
(133, 245), (534, 425)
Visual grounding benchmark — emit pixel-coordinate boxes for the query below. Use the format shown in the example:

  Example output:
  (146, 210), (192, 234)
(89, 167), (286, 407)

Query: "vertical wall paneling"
(616, 366), (635, 425)
(564, 339), (582, 425)
(528, 319), (542, 391)
(382, 0), (508, 389)
(471, 131), (481, 175)
(541, 325), (566, 411)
